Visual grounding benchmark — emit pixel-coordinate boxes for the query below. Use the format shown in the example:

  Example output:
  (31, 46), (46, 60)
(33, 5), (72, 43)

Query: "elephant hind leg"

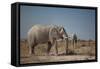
(47, 42), (52, 55)
(32, 44), (37, 55)
(32, 45), (35, 54)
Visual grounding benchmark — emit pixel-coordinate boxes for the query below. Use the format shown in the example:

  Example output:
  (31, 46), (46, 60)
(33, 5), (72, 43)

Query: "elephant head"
(54, 25), (68, 40)
(49, 25), (68, 41)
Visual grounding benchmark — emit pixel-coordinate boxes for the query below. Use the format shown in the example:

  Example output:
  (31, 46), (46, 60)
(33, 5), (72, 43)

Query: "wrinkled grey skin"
(27, 25), (68, 55)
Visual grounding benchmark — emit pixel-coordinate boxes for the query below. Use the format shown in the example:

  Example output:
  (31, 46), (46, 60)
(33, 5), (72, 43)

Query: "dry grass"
(20, 39), (96, 64)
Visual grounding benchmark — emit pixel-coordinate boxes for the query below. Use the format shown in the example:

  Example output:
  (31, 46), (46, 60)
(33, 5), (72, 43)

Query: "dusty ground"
(20, 55), (95, 64)
(20, 39), (96, 64)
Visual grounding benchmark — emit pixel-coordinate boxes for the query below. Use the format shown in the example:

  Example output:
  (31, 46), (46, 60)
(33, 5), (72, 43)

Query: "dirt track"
(20, 55), (95, 64)
(20, 40), (95, 64)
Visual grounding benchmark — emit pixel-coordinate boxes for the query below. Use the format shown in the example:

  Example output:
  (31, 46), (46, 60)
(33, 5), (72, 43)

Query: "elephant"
(72, 34), (78, 51)
(27, 24), (68, 55)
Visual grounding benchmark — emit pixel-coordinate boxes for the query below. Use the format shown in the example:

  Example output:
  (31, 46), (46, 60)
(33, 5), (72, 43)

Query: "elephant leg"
(47, 42), (52, 55)
(32, 44), (37, 55)
(29, 46), (32, 55)
(28, 42), (32, 56)
(55, 40), (58, 56)
(32, 46), (35, 54)
(65, 38), (68, 55)
(73, 40), (75, 52)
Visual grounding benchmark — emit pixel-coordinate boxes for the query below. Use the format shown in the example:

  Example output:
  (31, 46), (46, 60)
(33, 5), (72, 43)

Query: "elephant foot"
(47, 52), (50, 56)
(48, 52), (58, 56)
(55, 54), (58, 56)
(32, 49), (35, 55)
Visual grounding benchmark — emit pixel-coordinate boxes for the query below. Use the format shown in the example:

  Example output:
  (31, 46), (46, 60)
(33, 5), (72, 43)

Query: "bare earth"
(20, 40), (95, 64)
(20, 55), (95, 64)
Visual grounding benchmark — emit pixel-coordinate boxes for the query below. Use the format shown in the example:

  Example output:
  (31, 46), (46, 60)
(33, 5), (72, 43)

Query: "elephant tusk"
(64, 37), (68, 39)
(56, 39), (63, 41)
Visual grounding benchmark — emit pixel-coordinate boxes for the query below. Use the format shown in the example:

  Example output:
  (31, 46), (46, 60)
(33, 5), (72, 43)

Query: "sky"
(20, 5), (96, 40)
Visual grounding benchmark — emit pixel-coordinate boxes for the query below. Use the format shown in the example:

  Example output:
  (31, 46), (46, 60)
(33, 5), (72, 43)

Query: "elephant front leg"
(55, 40), (58, 56)
(65, 38), (68, 55)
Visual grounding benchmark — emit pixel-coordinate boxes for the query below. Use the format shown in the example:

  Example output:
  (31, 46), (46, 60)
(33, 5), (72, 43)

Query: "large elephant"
(27, 25), (68, 55)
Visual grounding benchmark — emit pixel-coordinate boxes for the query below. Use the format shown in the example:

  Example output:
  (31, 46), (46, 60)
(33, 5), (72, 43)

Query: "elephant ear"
(59, 27), (68, 38)
(49, 27), (58, 38)
(49, 27), (59, 43)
